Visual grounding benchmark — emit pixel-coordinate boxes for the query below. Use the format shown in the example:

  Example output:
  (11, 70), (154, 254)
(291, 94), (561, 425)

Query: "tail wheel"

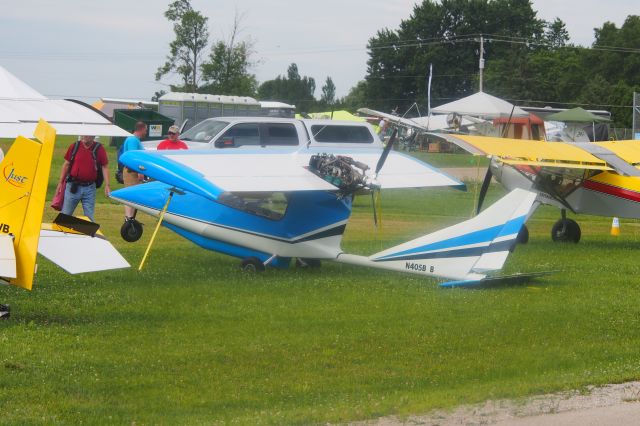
(121, 219), (143, 242)
(240, 257), (265, 272)
(516, 225), (529, 244)
(551, 219), (581, 243)
(295, 258), (322, 268)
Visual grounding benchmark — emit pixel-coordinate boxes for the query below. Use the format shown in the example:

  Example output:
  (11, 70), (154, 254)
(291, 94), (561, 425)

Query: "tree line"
(155, 0), (640, 126)
(355, 0), (640, 127)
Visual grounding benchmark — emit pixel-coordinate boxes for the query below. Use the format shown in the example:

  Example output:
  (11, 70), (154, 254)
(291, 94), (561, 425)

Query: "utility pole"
(479, 35), (485, 92)
(634, 92), (638, 140)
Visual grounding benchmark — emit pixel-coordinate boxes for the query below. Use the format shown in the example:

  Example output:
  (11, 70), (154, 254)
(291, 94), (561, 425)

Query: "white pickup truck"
(142, 117), (383, 150)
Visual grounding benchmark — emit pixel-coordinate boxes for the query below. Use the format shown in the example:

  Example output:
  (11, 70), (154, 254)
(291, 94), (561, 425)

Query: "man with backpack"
(55, 135), (110, 222)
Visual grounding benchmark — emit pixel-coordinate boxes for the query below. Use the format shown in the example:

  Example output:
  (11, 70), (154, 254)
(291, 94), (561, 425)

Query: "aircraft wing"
(358, 108), (429, 131)
(0, 99), (131, 138)
(38, 225), (129, 274)
(594, 141), (640, 166)
(316, 150), (463, 189)
(118, 149), (463, 199)
(436, 134), (640, 177)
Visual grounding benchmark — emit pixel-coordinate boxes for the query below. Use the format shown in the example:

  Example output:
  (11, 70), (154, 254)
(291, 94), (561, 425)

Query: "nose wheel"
(121, 218), (143, 242)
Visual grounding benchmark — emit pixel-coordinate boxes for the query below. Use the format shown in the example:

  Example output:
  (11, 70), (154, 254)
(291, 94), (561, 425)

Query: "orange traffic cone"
(611, 217), (620, 236)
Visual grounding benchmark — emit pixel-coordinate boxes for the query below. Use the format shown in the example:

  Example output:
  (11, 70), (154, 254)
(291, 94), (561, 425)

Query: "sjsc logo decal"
(3, 164), (29, 187)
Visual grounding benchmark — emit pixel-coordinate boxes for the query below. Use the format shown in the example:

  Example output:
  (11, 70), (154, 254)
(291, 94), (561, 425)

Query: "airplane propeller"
(375, 128), (398, 177)
(370, 128), (398, 227)
(476, 166), (493, 214)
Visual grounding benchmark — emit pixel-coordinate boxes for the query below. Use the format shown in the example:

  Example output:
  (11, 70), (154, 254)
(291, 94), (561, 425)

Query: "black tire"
(121, 219), (143, 242)
(0, 304), (10, 320)
(240, 257), (265, 272)
(516, 225), (529, 244)
(295, 258), (322, 268)
(551, 219), (581, 243)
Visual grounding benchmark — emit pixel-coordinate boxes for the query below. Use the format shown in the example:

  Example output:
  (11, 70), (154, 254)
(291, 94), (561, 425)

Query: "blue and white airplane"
(110, 142), (537, 286)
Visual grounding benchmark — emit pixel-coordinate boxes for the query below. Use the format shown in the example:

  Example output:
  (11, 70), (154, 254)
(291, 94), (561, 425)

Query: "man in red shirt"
(55, 135), (110, 222)
(157, 125), (188, 150)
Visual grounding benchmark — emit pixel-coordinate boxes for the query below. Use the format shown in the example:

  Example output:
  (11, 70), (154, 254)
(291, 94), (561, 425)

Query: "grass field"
(1, 139), (640, 424)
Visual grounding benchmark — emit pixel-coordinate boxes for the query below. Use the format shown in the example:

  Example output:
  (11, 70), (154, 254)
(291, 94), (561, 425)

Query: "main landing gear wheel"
(240, 257), (265, 272)
(516, 225), (529, 244)
(551, 218), (581, 243)
(121, 219), (143, 242)
(295, 258), (322, 268)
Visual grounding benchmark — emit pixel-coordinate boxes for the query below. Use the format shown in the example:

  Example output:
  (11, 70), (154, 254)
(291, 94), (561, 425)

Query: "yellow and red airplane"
(438, 134), (640, 243)
(1, 120), (128, 317)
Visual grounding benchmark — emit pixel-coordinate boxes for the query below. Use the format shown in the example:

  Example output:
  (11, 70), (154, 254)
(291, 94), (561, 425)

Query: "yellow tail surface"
(1, 120), (56, 290)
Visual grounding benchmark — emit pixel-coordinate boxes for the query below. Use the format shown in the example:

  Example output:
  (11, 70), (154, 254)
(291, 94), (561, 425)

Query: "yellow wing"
(438, 134), (640, 176)
(594, 140), (640, 166)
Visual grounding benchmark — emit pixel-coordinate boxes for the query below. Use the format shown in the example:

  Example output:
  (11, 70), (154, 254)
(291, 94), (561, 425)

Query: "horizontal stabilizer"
(0, 235), (16, 279)
(368, 188), (537, 281)
(38, 228), (129, 274)
(439, 271), (554, 288)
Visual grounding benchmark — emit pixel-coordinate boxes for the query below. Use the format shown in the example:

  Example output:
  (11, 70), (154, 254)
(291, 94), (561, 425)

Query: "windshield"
(180, 120), (229, 143)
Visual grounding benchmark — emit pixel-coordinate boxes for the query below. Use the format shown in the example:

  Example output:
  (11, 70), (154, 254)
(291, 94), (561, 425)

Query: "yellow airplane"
(1, 120), (128, 317)
(437, 134), (640, 243)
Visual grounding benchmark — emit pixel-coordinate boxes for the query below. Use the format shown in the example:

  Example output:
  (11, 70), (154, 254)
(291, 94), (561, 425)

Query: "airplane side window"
(222, 123), (260, 146)
(218, 192), (288, 220)
(264, 123), (298, 145)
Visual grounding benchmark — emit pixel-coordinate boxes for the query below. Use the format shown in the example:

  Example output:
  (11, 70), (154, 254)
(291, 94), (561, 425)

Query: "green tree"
(200, 15), (257, 96)
(156, 0), (209, 92)
(151, 90), (167, 102)
(545, 17), (570, 48)
(320, 77), (336, 106)
(364, 0), (545, 112)
(341, 80), (369, 111)
(257, 63), (317, 111)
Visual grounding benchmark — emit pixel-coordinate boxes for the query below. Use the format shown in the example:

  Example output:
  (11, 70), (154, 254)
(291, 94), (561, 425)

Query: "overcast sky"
(0, 0), (636, 102)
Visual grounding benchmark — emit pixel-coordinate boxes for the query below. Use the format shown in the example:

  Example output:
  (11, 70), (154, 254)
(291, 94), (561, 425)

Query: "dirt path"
(352, 381), (640, 425)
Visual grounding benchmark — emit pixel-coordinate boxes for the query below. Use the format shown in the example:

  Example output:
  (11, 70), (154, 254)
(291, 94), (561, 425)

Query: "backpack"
(67, 141), (104, 188)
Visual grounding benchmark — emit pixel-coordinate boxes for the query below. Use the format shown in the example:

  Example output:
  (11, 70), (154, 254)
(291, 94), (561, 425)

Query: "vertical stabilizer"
(3, 120), (56, 290)
(366, 189), (536, 281)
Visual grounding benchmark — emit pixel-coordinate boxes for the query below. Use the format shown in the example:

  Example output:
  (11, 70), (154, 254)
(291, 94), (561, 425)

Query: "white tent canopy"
(0, 66), (131, 138)
(431, 91), (529, 119)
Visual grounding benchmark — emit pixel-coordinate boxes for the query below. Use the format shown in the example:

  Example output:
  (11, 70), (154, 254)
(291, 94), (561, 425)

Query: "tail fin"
(369, 189), (536, 281)
(1, 120), (56, 290)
